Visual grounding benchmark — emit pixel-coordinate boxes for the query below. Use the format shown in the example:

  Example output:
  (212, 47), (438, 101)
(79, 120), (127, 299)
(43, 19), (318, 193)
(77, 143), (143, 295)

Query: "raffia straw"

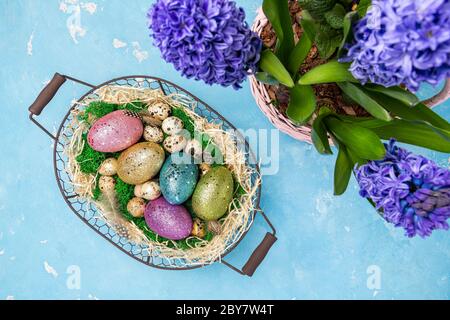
(62, 84), (260, 267)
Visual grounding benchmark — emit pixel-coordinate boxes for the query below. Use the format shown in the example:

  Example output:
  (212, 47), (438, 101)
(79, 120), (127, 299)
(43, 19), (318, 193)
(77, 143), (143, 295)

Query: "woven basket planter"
(249, 7), (450, 143)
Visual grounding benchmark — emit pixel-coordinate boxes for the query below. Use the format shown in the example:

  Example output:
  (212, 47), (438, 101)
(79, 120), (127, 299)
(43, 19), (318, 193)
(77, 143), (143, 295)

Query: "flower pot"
(249, 7), (450, 143)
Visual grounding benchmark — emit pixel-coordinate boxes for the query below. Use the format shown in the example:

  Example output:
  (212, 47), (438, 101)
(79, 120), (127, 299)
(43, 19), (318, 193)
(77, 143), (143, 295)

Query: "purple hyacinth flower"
(341, 0), (450, 92)
(355, 139), (450, 238)
(147, 0), (262, 89)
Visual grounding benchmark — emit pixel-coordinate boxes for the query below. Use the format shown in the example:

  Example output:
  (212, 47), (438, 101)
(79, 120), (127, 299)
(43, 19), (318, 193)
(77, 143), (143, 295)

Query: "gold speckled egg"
(162, 116), (184, 135)
(127, 197), (146, 218)
(147, 102), (171, 121)
(134, 180), (161, 200)
(191, 218), (206, 238)
(98, 158), (118, 176)
(117, 142), (165, 185)
(143, 125), (164, 143)
(163, 135), (187, 153)
(98, 176), (116, 192)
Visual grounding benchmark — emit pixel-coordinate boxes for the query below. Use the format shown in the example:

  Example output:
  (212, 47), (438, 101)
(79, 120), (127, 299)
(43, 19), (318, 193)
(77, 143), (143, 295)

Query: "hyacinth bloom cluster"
(355, 140), (450, 238)
(342, 0), (450, 92)
(148, 0), (262, 89)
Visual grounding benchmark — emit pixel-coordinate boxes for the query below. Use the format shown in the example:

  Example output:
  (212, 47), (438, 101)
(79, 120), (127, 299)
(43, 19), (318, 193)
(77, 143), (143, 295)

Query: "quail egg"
(147, 102), (171, 121)
(143, 125), (164, 144)
(134, 180), (161, 201)
(98, 176), (116, 192)
(127, 197), (146, 218)
(191, 218), (206, 238)
(98, 158), (118, 176)
(162, 116), (184, 135)
(199, 163), (211, 176)
(163, 135), (187, 153)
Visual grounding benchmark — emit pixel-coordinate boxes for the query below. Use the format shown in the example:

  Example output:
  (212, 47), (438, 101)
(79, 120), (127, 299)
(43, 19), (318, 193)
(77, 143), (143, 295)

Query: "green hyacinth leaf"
(365, 92), (450, 131)
(287, 84), (316, 124)
(298, 60), (357, 85)
(287, 33), (313, 75)
(367, 119), (450, 153)
(338, 82), (392, 121)
(363, 84), (419, 107)
(325, 117), (386, 160)
(259, 50), (295, 88)
(334, 143), (353, 196)
(311, 107), (333, 155)
(262, 0), (295, 64)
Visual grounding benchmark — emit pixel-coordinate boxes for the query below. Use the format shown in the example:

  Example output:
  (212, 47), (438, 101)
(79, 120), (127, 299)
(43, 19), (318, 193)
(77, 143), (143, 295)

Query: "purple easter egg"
(144, 197), (193, 240)
(87, 110), (144, 153)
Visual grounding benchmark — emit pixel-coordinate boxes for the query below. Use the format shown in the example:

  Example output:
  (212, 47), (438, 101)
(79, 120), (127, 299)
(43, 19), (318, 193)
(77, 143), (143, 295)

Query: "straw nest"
(62, 83), (260, 267)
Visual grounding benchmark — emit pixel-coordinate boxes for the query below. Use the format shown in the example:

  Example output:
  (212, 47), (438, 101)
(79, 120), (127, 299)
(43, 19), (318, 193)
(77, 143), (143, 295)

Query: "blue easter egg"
(159, 152), (199, 205)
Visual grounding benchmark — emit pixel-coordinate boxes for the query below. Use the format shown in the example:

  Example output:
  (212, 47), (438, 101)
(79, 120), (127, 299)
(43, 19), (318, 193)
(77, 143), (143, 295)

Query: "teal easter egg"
(192, 166), (234, 221)
(159, 152), (199, 205)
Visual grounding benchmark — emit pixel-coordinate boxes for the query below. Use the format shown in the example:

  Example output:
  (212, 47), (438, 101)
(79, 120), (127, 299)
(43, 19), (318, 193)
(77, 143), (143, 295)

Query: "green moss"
(79, 101), (119, 123)
(233, 181), (247, 198)
(92, 175), (102, 201)
(75, 134), (106, 174)
(204, 231), (214, 242)
(114, 177), (135, 214)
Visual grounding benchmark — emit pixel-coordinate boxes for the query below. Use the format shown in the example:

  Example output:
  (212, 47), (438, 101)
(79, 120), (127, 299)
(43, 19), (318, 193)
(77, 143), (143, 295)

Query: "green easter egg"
(192, 166), (234, 221)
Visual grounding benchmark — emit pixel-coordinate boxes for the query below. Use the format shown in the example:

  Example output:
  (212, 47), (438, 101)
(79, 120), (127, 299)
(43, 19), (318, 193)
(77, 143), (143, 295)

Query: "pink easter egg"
(144, 197), (193, 240)
(87, 110), (144, 153)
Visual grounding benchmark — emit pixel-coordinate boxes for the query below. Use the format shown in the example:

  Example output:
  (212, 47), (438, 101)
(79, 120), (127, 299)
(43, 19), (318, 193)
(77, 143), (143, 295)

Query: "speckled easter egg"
(163, 135), (187, 153)
(147, 102), (171, 121)
(87, 110), (143, 152)
(159, 153), (199, 205)
(162, 116), (184, 135)
(192, 166), (233, 221)
(117, 142), (165, 185)
(144, 197), (193, 240)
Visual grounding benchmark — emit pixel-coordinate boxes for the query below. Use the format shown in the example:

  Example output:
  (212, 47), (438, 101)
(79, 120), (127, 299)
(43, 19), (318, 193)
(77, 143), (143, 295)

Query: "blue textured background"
(1, 0), (449, 300)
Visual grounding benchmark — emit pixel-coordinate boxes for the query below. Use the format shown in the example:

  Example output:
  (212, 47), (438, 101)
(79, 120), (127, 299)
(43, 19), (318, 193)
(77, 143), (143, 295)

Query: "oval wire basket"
(249, 7), (450, 143)
(28, 73), (276, 276)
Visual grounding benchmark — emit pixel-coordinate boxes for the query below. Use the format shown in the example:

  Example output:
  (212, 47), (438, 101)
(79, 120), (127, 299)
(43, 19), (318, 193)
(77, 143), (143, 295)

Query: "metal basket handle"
(222, 210), (277, 277)
(29, 73), (95, 139)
